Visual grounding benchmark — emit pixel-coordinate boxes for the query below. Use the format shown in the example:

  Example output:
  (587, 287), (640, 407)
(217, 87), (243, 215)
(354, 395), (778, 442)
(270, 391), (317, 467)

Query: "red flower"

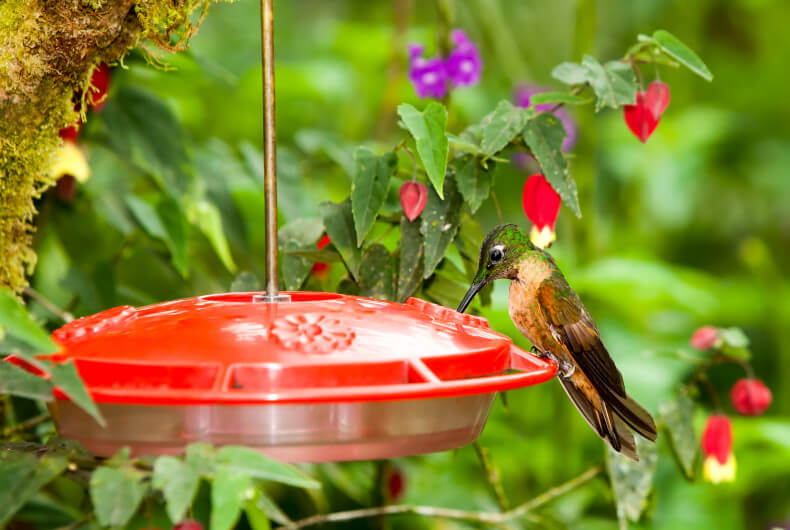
(399, 181), (428, 221)
(702, 414), (736, 483)
(311, 235), (331, 279)
(731, 378), (772, 416)
(690, 326), (719, 350)
(387, 466), (406, 502)
(623, 81), (670, 143)
(59, 122), (82, 141)
(88, 63), (111, 111)
(522, 174), (560, 249)
(645, 81), (670, 119)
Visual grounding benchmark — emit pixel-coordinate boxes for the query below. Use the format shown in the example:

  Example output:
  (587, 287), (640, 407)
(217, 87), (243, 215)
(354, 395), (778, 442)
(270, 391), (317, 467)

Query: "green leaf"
(396, 217), (424, 302)
(420, 176), (463, 279)
(230, 271), (262, 292)
(606, 437), (657, 524)
(157, 197), (189, 277)
(529, 92), (592, 106)
(660, 394), (698, 480)
(211, 469), (251, 530)
(49, 361), (105, 427)
(478, 100), (532, 157)
(653, 30), (713, 81)
(279, 218), (325, 290)
(718, 327), (749, 348)
(359, 245), (394, 300)
(153, 456), (200, 524)
(455, 155), (493, 214)
(100, 86), (191, 198)
(351, 148), (397, 245)
(191, 200), (238, 273)
(522, 113), (581, 217)
(320, 199), (361, 281)
(185, 442), (217, 477)
(216, 446), (320, 489)
(447, 133), (485, 157)
(0, 452), (68, 526)
(0, 362), (53, 401)
(718, 327), (751, 361)
(582, 55), (637, 111)
(254, 491), (292, 526)
(90, 466), (146, 528)
(397, 103), (449, 198)
(244, 489), (272, 530)
(0, 287), (58, 354)
(126, 195), (188, 277)
(551, 61), (588, 85)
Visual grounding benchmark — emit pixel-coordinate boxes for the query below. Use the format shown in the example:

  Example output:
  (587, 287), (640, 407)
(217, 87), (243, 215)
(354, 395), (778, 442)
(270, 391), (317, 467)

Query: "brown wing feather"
(538, 275), (657, 442)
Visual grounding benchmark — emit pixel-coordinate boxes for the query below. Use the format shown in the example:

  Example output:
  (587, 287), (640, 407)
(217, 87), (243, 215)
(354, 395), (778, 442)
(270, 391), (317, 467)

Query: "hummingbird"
(457, 224), (657, 460)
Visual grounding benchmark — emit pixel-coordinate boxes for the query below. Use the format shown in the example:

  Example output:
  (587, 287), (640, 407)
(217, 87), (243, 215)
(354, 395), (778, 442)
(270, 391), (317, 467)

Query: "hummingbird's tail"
(558, 377), (653, 461)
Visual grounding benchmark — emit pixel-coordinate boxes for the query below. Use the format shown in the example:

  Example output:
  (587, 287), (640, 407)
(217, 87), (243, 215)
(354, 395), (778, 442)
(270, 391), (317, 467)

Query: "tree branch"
(282, 465), (603, 530)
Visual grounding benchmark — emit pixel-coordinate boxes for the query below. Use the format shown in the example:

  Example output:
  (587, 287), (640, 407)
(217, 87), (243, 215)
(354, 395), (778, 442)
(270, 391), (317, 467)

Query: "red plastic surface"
(44, 292), (556, 405)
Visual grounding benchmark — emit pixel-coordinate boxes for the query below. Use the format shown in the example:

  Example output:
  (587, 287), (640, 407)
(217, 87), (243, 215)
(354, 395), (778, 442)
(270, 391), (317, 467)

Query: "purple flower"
(514, 84), (578, 151)
(407, 29), (482, 99)
(446, 29), (482, 87)
(408, 44), (448, 99)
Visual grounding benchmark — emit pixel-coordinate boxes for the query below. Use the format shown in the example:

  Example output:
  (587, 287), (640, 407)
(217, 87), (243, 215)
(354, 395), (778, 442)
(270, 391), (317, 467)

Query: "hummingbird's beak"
(457, 279), (485, 313)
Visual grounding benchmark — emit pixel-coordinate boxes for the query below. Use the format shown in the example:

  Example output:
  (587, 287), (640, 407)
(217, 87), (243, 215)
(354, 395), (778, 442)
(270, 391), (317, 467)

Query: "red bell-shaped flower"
(88, 62), (111, 111)
(399, 181), (428, 221)
(522, 174), (560, 249)
(311, 234), (331, 278)
(701, 414), (736, 483)
(690, 326), (719, 351)
(645, 81), (670, 121)
(731, 378), (772, 416)
(623, 81), (671, 143)
(387, 466), (406, 502)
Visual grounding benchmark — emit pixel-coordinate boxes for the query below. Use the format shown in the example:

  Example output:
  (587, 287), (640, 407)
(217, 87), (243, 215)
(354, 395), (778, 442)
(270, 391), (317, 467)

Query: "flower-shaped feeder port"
(32, 292), (556, 462)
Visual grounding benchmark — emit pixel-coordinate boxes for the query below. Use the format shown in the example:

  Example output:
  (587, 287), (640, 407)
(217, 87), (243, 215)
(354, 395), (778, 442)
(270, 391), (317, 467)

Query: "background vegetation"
(2, 0), (789, 529)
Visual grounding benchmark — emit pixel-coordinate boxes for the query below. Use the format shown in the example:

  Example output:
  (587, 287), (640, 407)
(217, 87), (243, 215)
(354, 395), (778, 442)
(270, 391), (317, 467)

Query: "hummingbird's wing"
(537, 275), (657, 443)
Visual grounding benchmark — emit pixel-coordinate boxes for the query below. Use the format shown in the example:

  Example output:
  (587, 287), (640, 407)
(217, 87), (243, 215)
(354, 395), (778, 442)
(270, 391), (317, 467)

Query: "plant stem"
(23, 286), (73, 323)
(282, 465), (602, 529)
(2, 412), (50, 437)
(473, 441), (509, 510)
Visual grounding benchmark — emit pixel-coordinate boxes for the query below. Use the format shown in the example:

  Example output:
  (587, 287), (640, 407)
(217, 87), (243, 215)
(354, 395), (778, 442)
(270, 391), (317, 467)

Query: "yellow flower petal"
(530, 225), (556, 249)
(703, 453), (736, 483)
(50, 141), (90, 183)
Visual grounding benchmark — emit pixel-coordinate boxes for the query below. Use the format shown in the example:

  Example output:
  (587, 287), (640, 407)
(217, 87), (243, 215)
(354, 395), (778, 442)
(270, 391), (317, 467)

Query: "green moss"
(0, 0), (223, 293)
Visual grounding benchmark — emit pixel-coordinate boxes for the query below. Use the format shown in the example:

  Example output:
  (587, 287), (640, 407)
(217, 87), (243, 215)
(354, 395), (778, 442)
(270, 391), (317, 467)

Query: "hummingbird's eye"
(488, 247), (504, 266)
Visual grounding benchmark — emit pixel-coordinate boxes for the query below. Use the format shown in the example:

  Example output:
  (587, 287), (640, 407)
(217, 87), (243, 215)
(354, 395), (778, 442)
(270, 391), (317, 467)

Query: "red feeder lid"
(36, 292), (557, 460)
(46, 292), (556, 405)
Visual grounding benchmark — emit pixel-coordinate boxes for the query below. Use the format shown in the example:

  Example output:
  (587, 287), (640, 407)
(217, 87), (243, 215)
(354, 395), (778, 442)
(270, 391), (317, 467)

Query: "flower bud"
(690, 326), (718, 351)
(399, 181), (428, 221)
(730, 378), (772, 416)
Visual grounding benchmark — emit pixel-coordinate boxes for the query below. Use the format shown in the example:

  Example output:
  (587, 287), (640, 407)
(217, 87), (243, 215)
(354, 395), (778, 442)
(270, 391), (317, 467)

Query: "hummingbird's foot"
(533, 349), (575, 379)
(557, 359), (576, 379)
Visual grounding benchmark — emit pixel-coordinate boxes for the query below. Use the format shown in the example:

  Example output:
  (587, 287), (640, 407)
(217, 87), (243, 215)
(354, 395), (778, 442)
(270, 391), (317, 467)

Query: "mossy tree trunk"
(0, 0), (215, 293)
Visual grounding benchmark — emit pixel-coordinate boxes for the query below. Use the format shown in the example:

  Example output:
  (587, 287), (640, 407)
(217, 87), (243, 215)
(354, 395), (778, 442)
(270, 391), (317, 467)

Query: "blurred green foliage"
(2, 0), (789, 528)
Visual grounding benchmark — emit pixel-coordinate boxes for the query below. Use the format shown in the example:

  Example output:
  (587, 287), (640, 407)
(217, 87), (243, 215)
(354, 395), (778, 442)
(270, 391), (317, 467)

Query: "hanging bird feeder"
(24, 0), (557, 461)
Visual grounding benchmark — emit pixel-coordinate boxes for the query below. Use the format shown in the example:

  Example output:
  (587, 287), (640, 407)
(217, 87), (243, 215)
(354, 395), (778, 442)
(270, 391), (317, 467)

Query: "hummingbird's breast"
(507, 257), (555, 350)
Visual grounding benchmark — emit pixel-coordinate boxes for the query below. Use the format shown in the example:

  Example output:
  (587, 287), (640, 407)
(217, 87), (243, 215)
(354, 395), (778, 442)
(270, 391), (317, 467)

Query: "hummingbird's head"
(457, 224), (534, 313)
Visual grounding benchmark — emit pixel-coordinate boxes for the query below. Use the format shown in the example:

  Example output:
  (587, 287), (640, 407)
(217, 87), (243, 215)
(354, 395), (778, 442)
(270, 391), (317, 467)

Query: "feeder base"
(50, 393), (496, 462)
